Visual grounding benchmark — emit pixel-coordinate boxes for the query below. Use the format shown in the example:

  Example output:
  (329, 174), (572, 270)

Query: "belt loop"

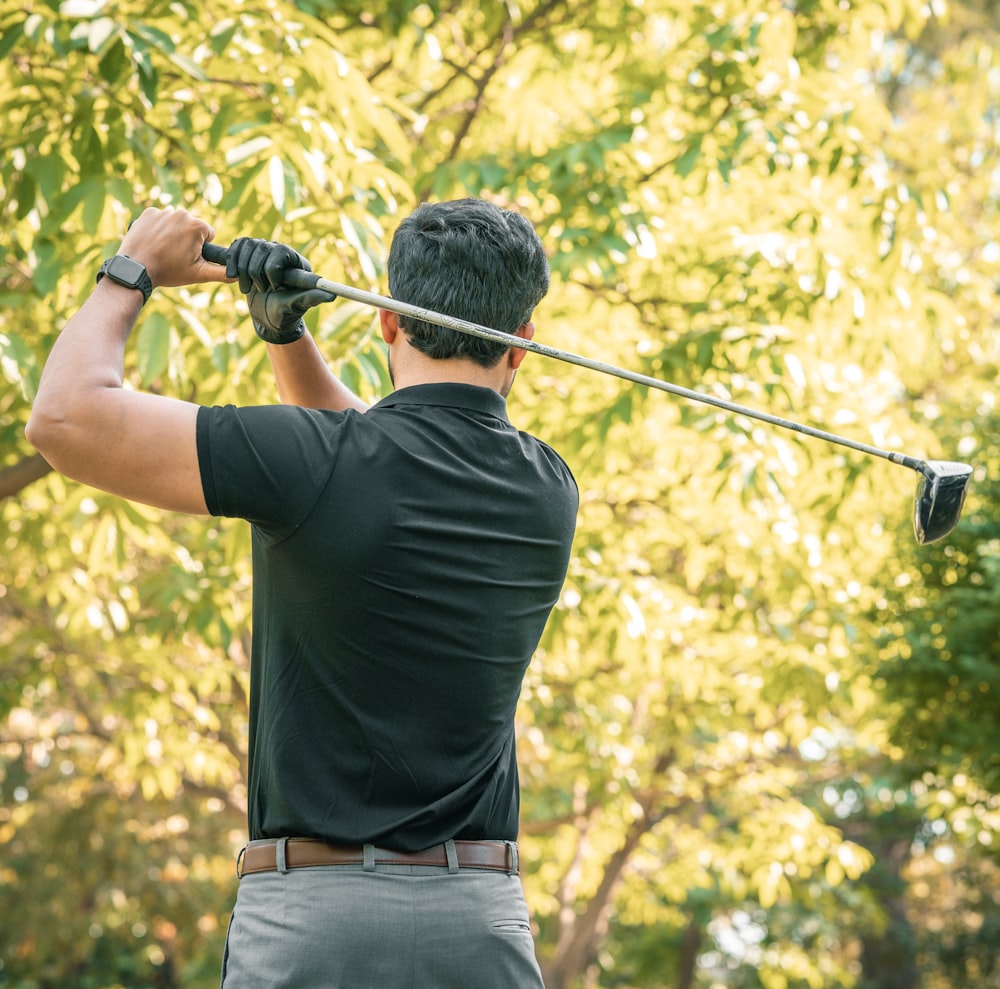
(363, 843), (376, 872)
(505, 841), (519, 876)
(444, 839), (459, 874)
(276, 837), (289, 874)
(236, 844), (248, 878)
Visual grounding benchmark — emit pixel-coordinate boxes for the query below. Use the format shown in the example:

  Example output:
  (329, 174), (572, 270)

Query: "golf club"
(201, 241), (972, 545)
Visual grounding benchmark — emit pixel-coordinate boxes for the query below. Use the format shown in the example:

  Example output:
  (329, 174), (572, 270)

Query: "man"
(27, 199), (578, 988)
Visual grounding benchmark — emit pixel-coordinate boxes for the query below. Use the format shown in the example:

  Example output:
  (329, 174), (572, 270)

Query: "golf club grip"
(201, 241), (228, 266)
(200, 241), (320, 291)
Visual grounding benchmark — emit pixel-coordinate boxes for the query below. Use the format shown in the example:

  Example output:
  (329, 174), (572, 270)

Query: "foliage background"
(1, 0), (997, 987)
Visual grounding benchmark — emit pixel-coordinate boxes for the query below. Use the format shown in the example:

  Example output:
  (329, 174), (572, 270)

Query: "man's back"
(29, 200), (572, 988)
(197, 381), (578, 850)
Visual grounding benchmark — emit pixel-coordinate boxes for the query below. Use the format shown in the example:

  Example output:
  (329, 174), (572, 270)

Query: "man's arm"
(26, 208), (230, 513)
(218, 237), (369, 413)
(266, 334), (369, 412)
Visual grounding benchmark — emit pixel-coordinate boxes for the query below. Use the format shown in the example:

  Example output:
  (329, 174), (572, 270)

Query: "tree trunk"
(676, 918), (702, 989)
(859, 893), (918, 989)
(0, 452), (51, 500)
(846, 811), (920, 989)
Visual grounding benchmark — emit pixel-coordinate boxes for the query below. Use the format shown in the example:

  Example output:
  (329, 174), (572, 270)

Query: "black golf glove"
(226, 237), (332, 344)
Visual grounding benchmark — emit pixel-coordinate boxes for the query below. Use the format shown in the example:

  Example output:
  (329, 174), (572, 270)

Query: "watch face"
(108, 254), (146, 288)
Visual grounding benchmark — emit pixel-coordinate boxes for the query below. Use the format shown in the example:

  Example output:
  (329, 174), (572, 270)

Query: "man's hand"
(119, 207), (230, 288)
(226, 238), (331, 345)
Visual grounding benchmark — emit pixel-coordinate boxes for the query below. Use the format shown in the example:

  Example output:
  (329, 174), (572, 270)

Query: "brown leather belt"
(237, 838), (518, 877)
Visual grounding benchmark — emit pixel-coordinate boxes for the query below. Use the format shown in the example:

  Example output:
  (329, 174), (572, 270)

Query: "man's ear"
(509, 322), (535, 370)
(379, 309), (399, 344)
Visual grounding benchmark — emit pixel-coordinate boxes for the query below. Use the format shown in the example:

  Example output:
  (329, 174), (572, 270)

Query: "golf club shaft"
(202, 241), (925, 473)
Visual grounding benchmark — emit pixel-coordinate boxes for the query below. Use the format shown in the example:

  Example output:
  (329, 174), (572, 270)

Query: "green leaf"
(675, 137), (702, 177)
(211, 340), (238, 374)
(32, 239), (61, 296)
(61, 177), (102, 214)
(106, 177), (135, 208)
(129, 21), (177, 52)
(33, 154), (67, 200)
(339, 361), (361, 396)
(77, 123), (104, 177)
(136, 312), (171, 384)
(98, 36), (128, 84)
(138, 58), (159, 104)
(0, 18), (24, 60)
(208, 102), (236, 150)
(13, 170), (36, 220)
(209, 18), (239, 55)
(81, 182), (107, 231)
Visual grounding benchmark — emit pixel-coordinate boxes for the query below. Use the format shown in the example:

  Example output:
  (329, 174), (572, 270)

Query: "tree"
(848, 6), (1000, 984)
(2, 0), (996, 986)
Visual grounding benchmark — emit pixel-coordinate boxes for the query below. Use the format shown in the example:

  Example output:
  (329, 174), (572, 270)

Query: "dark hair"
(387, 198), (550, 368)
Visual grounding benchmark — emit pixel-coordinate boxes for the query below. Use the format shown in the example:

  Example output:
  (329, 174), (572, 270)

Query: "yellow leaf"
(758, 9), (797, 69)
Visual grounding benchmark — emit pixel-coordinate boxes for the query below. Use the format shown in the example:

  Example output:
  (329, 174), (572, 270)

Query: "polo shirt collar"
(373, 382), (510, 424)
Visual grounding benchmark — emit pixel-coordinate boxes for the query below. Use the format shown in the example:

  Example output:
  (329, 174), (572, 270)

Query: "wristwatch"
(96, 254), (153, 306)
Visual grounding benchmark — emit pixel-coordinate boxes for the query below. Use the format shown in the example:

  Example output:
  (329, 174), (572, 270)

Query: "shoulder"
(519, 431), (578, 490)
(196, 404), (360, 524)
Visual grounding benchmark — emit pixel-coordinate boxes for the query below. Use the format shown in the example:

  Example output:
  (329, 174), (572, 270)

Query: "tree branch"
(411, 0), (573, 182)
(0, 452), (51, 501)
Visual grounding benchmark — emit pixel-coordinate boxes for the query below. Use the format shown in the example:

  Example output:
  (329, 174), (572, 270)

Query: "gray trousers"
(220, 855), (546, 988)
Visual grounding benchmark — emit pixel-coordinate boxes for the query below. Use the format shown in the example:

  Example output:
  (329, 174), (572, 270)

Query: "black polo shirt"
(196, 382), (577, 850)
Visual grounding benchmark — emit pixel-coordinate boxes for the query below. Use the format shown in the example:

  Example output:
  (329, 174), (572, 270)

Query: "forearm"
(267, 333), (368, 412)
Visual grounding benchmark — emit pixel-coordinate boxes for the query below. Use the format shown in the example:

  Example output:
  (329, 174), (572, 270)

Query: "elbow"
(25, 406), (49, 454)
(25, 403), (71, 471)
(27, 389), (122, 483)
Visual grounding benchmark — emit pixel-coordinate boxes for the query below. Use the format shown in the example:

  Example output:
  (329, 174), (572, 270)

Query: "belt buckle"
(504, 840), (519, 875)
(235, 844), (248, 878)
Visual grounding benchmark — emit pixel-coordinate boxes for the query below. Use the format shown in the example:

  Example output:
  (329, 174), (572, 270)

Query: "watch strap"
(96, 255), (153, 306)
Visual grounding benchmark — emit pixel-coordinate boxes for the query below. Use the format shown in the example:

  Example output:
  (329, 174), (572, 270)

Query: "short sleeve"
(196, 404), (348, 536)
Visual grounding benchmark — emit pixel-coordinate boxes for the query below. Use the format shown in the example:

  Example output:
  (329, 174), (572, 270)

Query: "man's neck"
(380, 311), (524, 397)
(391, 352), (512, 396)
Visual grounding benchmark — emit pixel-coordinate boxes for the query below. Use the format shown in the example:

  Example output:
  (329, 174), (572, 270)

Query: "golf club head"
(913, 460), (972, 544)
